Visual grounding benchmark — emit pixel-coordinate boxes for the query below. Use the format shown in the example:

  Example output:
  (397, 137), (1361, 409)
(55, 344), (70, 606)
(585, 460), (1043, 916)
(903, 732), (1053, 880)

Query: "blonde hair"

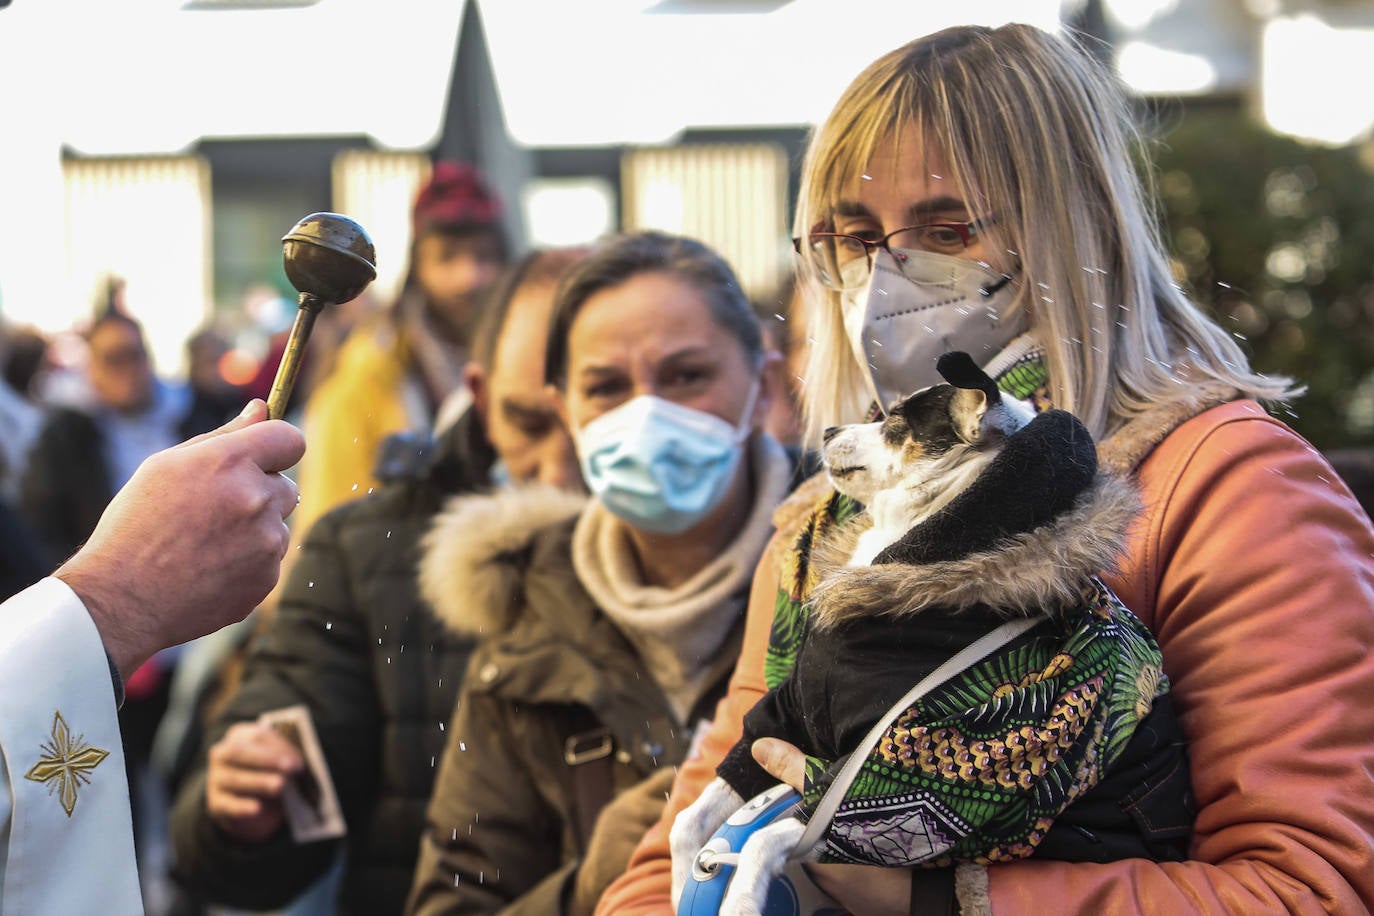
(794, 23), (1298, 443)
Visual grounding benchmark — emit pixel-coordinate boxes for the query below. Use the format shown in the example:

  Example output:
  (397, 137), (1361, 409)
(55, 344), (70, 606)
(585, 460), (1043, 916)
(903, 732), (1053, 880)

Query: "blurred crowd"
(0, 158), (814, 916)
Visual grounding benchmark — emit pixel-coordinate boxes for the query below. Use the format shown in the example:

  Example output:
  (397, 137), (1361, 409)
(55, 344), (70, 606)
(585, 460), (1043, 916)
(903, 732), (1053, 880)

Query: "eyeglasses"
(792, 217), (991, 291)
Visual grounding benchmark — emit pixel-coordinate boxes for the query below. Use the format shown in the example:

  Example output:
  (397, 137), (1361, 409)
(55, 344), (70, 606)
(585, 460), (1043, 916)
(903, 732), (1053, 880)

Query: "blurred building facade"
(3, 0), (1372, 443)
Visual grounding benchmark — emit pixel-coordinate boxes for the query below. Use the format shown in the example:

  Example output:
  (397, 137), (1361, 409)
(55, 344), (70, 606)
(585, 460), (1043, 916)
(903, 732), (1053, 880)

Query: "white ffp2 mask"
(841, 249), (1025, 410)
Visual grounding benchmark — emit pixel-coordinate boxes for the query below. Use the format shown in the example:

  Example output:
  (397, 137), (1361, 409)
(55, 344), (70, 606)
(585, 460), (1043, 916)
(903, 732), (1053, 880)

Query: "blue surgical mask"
(573, 385), (758, 535)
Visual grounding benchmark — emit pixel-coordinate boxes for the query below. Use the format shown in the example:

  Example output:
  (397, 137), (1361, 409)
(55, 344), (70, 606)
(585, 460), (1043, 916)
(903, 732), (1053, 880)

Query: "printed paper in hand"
(257, 704), (346, 843)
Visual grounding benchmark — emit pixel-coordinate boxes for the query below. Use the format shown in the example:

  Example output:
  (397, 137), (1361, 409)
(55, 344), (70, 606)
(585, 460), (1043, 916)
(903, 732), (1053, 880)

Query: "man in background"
(171, 250), (584, 916)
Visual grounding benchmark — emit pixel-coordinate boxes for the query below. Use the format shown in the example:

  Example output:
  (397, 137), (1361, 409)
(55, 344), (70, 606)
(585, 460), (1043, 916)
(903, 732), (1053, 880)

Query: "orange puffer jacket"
(597, 399), (1374, 915)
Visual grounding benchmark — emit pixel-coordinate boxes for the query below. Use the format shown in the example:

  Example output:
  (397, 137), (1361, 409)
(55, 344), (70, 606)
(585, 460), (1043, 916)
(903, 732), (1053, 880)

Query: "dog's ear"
(949, 387), (990, 445)
(936, 352), (1001, 405)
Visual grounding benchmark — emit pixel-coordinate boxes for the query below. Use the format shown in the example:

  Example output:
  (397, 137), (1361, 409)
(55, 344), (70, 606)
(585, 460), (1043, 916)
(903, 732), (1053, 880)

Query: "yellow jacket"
(294, 317), (426, 540)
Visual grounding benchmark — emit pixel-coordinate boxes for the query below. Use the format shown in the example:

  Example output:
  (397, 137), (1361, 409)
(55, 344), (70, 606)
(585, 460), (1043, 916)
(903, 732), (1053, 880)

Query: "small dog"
(670, 352), (1182, 915)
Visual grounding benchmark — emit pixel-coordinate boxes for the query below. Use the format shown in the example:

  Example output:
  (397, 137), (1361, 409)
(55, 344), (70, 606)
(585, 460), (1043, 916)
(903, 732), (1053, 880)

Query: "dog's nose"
(823, 426), (840, 443)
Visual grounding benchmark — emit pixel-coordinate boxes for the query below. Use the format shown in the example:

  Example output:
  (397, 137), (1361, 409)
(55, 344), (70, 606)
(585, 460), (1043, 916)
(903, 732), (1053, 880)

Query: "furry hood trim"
(807, 471), (1140, 628)
(419, 483), (586, 637)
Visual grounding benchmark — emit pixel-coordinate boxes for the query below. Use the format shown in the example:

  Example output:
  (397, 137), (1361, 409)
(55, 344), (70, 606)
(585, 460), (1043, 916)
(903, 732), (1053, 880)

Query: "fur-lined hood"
(418, 483), (586, 637)
(807, 409), (1141, 629)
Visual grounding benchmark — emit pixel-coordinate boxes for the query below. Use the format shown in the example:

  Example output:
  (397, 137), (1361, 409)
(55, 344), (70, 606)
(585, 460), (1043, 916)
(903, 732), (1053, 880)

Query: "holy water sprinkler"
(266, 212), (377, 420)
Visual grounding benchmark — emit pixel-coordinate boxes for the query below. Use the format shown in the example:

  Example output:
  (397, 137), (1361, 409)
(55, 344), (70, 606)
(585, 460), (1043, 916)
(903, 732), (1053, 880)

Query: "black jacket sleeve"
(716, 672), (806, 802)
(169, 506), (383, 909)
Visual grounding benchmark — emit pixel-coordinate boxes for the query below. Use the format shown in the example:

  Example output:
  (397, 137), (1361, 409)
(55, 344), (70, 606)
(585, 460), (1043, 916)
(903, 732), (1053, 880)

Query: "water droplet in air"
(307, 581), (314, 588)
(326, 621), (333, 630)
(774, 313), (786, 321)
(459, 741), (467, 751)
(351, 483), (359, 492)
(386, 531), (392, 538)
(861, 173), (873, 181)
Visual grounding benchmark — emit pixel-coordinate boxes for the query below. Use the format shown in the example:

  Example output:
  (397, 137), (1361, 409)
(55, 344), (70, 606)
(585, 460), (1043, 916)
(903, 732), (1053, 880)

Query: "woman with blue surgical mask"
(408, 231), (796, 915)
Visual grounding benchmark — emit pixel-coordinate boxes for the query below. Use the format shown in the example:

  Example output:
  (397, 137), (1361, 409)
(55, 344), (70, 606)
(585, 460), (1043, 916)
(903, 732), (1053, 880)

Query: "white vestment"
(0, 578), (142, 914)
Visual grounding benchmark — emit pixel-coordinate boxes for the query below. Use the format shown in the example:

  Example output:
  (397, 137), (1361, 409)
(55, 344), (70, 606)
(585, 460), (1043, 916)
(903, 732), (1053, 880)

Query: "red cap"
(412, 161), (502, 237)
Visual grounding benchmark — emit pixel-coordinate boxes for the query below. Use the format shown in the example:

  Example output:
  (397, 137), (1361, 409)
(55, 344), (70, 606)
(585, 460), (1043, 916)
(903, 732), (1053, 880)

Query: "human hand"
(751, 738), (911, 916)
(205, 722), (304, 843)
(57, 399), (305, 679)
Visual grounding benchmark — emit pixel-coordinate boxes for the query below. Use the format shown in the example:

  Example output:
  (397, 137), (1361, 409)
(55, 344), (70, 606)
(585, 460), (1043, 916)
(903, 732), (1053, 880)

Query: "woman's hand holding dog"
(750, 738), (912, 916)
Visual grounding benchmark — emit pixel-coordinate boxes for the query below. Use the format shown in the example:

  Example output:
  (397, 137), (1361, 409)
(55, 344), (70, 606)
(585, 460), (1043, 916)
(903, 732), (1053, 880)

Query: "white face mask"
(841, 249), (1025, 411)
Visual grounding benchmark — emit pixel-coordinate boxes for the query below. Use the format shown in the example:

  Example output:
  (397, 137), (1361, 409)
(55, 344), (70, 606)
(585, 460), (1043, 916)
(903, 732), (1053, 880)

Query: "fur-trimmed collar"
(1097, 380), (1242, 476)
(807, 471), (1139, 629)
(419, 483), (586, 637)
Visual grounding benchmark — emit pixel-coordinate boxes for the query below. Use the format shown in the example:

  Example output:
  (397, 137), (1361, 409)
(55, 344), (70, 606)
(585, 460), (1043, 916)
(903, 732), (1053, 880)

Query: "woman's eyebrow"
(830, 195), (970, 223)
(832, 200), (873, 219)
(904, 196), (970, 222)
(658, 346), (715, 368)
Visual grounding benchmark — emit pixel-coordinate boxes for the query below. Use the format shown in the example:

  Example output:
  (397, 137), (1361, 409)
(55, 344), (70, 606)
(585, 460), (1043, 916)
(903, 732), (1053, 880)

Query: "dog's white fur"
(669, 386), (1035, 915)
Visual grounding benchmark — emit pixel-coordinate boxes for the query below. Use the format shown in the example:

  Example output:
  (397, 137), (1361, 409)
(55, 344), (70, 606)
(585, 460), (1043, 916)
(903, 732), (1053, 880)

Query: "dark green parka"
(405, 488), (747, 916)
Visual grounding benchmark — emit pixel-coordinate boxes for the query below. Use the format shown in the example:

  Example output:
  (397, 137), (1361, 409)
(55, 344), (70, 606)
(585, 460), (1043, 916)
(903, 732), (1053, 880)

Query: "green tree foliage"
(1151, 109), (1374, 448)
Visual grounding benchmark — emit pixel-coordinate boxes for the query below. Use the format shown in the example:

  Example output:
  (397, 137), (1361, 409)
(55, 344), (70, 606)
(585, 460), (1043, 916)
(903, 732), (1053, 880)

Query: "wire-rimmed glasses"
(793, 218), (991, 290)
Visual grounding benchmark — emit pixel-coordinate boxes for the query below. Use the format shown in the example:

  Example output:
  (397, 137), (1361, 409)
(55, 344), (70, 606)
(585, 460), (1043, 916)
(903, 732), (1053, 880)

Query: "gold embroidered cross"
(25, 711), (109, 817)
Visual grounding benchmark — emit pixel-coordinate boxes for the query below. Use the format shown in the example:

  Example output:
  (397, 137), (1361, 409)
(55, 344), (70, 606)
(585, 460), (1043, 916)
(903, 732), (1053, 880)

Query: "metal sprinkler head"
(266, 213), (377, 420)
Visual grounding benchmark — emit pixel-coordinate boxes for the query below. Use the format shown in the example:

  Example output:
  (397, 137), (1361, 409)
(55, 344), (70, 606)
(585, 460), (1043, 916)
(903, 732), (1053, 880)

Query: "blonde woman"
(600, 23), (1374, 915)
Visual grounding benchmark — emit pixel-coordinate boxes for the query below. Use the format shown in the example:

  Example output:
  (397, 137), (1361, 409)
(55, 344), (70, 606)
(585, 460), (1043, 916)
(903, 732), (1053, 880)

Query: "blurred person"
(405, 231), (793, 915)
(0, 325), (48, 599)
(601, 24), (1374, 915)
(293, 161), (508, 537)
(179, 325), (247, 441)
(0, 324), (45, 500)
(169, 249), (584, 916)
(753, 282), (820, 484)
(2, 324), (51, 398)
(19, 311), (196, 566)
(0, 399), (303, 913)
(0, 498), (47, 600)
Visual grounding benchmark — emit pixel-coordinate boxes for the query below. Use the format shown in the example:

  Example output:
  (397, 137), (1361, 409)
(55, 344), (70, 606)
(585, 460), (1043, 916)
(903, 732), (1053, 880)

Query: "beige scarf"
(573, 433), (793, 724)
